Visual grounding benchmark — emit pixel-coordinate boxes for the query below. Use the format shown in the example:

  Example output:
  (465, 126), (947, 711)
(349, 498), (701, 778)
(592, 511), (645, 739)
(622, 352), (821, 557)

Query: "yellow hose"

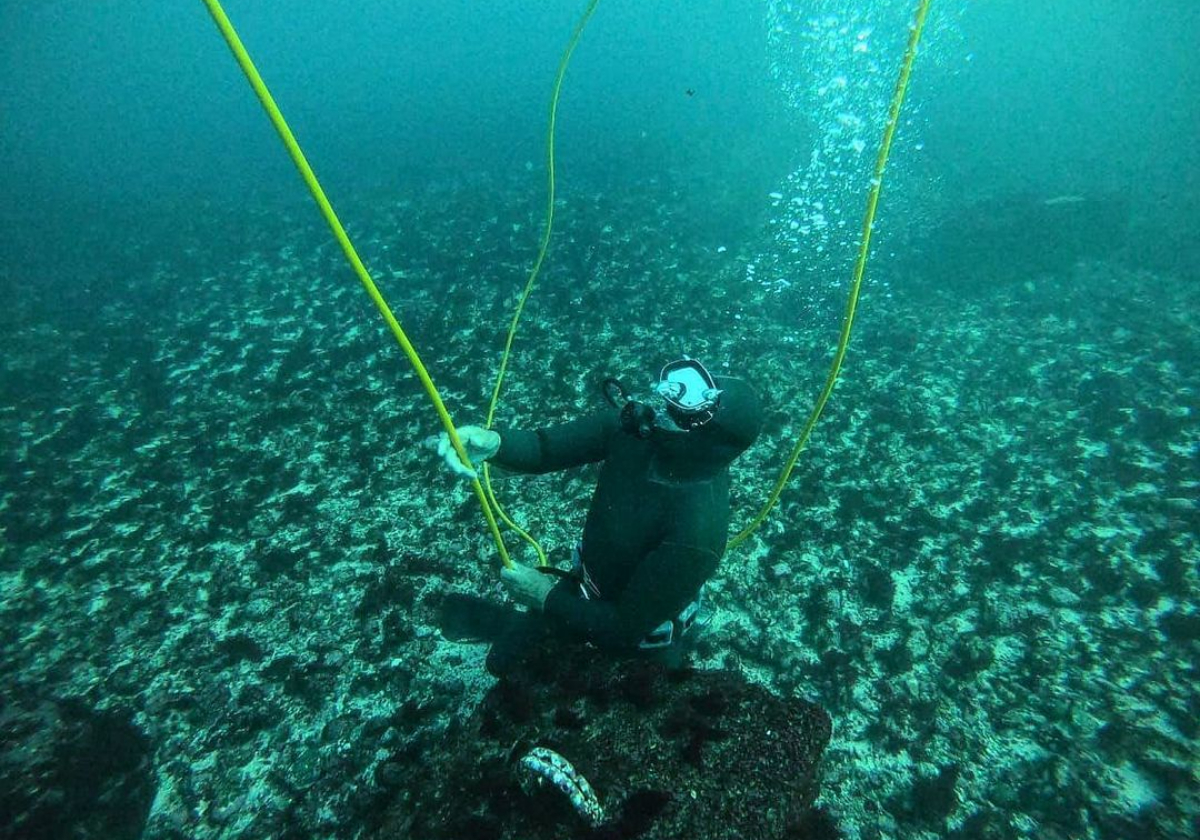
(729, 0), (934, 551)
(199, 0), (513, 568)
(482, 0), (603, 566)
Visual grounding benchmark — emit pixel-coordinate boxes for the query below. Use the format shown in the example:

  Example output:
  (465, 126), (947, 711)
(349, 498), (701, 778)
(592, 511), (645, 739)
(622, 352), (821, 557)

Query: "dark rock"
(380, 611), (415, 648)
(1076, 370), (1131, 431)
(0, 694), (155, 840)
(947, 810), (1007, 840)
(943, 637), (994, 679)
(1091, 808), (1173, 840)
(261, 655), (334, 709)
(591, 790), (673, 840)
(552, 705), (586, 731)
(976, 531), (1026, 584)
(1134, 405), (1185, 444)
(1151, 549), (1186, 594)
(876, 638), (913, 676)
(374, 760), (406, 790)
(1127, 577), (1160, 609)
(817, 647), (858, 688)
(910, 764), (959, 823)
(216, 632), (265, 664)
(787, 804), (843, 839)
(357, 553), (445, 619)
(1081, 553), (1125, 598)
(1157, 610), (1200, 643)
(860, 565), (895, 611)
(257, 541), (304, 577)
(980, 451), (1019, 492)
(227, 683), (277, 744)
(370, 640), (833, 840)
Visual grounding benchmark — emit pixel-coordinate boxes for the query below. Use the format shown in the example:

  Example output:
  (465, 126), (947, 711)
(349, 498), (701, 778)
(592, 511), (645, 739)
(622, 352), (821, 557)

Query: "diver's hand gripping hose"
(425, 425), (500, 480)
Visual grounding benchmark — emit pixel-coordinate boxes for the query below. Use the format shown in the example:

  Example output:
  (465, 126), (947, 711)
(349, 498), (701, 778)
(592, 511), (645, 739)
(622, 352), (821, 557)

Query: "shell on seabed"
(516, 746), (605, 827)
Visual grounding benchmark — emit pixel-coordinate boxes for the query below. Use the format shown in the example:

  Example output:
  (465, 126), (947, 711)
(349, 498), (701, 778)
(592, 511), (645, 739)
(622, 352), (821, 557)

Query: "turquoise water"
(2, 3), (1197, 839)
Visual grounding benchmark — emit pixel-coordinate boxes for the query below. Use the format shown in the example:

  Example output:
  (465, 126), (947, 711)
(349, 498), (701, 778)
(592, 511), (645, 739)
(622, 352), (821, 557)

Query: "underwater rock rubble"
(0, 687), (154, 840)
(371, 639), (834, 840)
(2, 176), (1198, 840)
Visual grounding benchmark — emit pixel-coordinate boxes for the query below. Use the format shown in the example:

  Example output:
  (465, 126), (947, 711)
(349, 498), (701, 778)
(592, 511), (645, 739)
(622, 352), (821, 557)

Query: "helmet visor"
(656, 359), (721, 414)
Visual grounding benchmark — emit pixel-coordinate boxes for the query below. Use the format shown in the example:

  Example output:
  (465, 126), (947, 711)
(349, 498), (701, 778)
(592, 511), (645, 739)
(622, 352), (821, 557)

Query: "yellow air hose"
(728, 0), (934, 551)
(201, 0), (927, 569)
(199, 0), (513, 568)
(481, 0), (603, 566)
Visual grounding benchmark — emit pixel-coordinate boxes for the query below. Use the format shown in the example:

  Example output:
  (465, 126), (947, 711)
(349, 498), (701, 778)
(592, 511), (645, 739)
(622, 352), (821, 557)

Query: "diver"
(430, 357), (762, 670)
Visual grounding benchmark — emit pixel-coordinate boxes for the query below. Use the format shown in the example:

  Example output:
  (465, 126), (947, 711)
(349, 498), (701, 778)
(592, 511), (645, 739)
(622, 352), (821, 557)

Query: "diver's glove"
(500, 563), (556, 611)
(424, 425), (500, 480)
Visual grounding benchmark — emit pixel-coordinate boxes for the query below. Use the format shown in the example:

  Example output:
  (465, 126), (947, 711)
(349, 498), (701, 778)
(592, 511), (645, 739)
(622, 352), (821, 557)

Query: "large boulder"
(372, 640), (835, 839)
(0, 692), (155, 840)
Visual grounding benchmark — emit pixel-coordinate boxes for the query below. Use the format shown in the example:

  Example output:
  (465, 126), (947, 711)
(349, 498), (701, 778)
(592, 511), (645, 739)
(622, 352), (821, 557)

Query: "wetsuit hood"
(649, 374), (762, 482)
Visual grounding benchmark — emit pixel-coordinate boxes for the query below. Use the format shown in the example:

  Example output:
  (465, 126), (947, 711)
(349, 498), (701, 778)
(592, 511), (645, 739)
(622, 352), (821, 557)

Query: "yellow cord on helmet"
(199, 0), (514, 568)
(729, 0), (934, 551)
(482, 0), (603, 566)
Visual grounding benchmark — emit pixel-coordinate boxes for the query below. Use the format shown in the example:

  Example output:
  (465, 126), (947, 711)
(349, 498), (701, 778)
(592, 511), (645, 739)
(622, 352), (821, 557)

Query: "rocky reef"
(373, 637), (833, 840)
(1, 174), (1197, 839)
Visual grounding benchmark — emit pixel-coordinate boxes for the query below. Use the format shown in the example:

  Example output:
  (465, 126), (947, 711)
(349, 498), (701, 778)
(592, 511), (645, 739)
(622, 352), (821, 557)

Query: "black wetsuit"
(492, 375), (762, 651)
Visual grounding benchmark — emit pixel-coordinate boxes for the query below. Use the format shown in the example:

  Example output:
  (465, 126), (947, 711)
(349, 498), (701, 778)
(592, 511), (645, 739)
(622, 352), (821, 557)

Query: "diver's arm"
(491, 411), (616, 474)
(542, 541), (720, 649)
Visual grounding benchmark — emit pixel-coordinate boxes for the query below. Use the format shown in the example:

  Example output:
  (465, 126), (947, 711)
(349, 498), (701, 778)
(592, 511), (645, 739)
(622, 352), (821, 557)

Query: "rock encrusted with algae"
(370, 638), (834, 840)
(0, 686), (155, 840)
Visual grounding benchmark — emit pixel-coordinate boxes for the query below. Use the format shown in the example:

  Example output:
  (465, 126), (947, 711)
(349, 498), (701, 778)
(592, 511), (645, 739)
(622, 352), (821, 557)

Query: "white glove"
(501, 564), (556, 610)
(424, 425), (500, 480)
